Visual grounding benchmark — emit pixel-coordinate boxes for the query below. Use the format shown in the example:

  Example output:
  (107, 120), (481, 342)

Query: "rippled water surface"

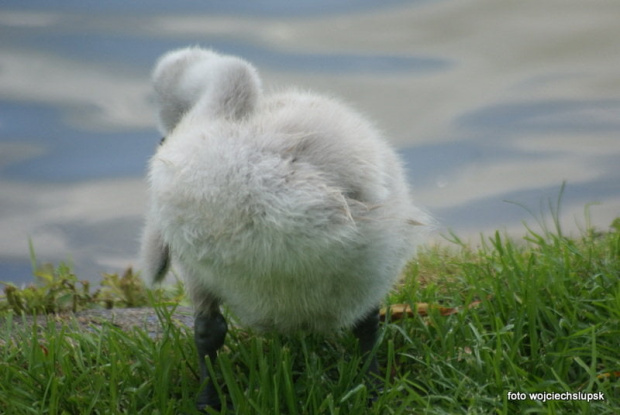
(1, 1), (619, 283)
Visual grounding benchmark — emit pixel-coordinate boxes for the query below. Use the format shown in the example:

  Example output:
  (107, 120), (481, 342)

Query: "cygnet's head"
(152, 47), (261, 134)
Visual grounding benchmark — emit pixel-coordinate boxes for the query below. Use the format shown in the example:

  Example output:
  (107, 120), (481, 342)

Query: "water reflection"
(1, 1), (619, 285)
(459, 100), (620, 133)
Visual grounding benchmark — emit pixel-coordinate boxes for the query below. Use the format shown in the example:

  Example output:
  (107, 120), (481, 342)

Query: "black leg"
(352, 306), (381, 377)
(194, 311), (228, 411)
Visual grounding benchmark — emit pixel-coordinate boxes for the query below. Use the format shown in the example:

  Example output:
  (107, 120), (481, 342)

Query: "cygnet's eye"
(159, 136), (167, 146)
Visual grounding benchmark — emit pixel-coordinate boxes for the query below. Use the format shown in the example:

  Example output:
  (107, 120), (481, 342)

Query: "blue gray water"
(1, 1), (619, 284)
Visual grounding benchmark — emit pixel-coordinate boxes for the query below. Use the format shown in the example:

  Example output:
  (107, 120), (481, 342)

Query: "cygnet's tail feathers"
(152, 47), (262, 134)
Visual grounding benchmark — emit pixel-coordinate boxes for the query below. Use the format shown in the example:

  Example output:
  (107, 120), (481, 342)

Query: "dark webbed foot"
(194, 311), (228, 411)
(352, 307), (381, 375)
(352, 306), (383, 402)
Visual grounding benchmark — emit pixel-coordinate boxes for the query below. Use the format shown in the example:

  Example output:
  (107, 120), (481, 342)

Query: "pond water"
(1, 0), (619, 284)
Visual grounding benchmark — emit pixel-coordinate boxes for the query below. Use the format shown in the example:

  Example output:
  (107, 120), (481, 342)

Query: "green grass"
(1, 216), (619, 414)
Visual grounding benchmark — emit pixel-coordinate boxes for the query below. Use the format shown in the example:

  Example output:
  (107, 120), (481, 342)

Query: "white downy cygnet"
(140, 46), (432, 410)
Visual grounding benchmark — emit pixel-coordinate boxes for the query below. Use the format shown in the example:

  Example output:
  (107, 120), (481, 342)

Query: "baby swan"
(140, 46), (431, 410)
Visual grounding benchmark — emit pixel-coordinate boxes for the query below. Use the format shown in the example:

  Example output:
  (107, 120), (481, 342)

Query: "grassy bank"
(1, 218), (619, 414)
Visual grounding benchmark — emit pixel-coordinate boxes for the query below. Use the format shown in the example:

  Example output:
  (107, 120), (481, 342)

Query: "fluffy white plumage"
(140, 47), (431, 334)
